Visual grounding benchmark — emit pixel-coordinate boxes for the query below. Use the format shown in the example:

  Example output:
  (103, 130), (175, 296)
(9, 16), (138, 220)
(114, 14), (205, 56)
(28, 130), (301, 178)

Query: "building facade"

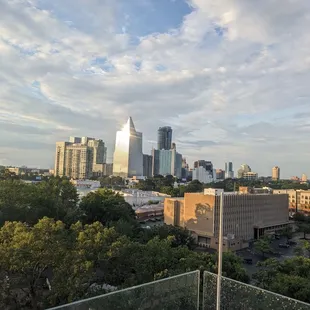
(237, 164), (251, 178)
(55, 137), (106, 179)
(151, 149), (160, 176)
(272, 166), (280, 181)
(225, 162), (234, 179)
(192, 166), (213, 183)
(273, 189), (310, 214)
(194, 160), (213, 178)
(143, 154), (153, 178)
(157, 126), (172, 150)
(113, 117), (143, 178)
(164, 188), (289, 251)
(242, 171), (258, 180)
(216, 169), (225, 180)
(155, 149), (182, 178)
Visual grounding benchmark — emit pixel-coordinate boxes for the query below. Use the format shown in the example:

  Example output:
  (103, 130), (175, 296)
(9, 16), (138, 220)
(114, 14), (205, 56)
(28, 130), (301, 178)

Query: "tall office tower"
(194, 160), (214, 178)
(143, 154), (153, 178)
(181, 158), (189, 179)
(103, 163), (113, 176)
(151, 148), (160, 176)
(272, 166), (280, 181)
(157, 126), (172, 150)
(225, 162), (234, 179)
(156, 148), (182, 178)
(216, 169), (225, 180)
(113, 117), (143, 178)
(55, 137), (106, 179)
(237, 164), (252, 178)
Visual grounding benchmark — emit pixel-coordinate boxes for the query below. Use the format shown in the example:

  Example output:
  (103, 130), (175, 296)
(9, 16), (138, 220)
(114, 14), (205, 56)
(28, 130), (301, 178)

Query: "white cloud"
(0, 0), (310, 177)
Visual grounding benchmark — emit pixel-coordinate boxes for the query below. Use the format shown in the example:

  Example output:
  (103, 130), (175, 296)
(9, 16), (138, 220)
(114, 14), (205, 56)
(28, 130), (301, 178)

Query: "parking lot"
(236, 233), (302, 278)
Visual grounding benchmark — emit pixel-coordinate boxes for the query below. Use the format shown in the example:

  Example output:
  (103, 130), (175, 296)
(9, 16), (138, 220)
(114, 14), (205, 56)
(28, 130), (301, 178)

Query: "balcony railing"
(48, 270), (310, 310)
(48, 270), (200, 310)
(203, 271), (310, 310)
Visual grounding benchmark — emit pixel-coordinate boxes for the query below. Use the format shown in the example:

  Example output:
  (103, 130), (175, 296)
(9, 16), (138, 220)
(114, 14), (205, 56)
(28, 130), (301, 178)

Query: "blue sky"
(1, 0), (310, 178)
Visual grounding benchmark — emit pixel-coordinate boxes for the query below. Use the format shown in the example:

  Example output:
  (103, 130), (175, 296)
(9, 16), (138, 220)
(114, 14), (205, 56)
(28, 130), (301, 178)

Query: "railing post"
(216, 192), (224, 310)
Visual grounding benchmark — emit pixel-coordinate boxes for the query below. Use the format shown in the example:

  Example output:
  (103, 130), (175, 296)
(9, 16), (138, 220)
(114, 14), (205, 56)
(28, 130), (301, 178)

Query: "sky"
(1, 0), (310, 178)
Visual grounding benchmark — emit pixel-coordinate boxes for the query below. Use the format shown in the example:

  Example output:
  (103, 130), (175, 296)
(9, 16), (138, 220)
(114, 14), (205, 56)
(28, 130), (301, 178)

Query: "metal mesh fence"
(48, 270), (199, 310)
(202, 271), (310, 310)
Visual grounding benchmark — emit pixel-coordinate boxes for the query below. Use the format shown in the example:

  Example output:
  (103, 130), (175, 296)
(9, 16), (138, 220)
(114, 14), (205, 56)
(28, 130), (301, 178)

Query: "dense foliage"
(253, 257), (310, 303)
(0, 179), (249, 309)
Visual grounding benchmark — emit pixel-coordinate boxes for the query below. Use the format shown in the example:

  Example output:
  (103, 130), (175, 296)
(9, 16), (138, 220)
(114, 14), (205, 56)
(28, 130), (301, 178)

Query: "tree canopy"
(253, 256), (310, 303)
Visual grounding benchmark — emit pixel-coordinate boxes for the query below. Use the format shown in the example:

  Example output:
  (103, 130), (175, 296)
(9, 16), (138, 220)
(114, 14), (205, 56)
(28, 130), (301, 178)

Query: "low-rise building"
(164, 188), (289, 251)
(135, 204), (164, 221)
(273, 189), (310, 214)
(242, 172), (258, 180)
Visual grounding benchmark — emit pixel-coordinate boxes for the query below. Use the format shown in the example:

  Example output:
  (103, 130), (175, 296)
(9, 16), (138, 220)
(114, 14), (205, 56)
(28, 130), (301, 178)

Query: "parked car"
(275, 235), (281, 240)
(279, 243), (290, 248)
(287, 240), (297, 245)
(243, 258), (253, 265)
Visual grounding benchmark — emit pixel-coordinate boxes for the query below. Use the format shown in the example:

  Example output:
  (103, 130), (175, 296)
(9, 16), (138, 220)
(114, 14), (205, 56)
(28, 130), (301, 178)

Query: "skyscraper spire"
(123, 116), (136, 133)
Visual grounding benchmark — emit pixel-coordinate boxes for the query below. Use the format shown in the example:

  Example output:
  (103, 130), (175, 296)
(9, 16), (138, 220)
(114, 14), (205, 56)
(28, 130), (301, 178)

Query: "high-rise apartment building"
(181, 158), (189, 179)
(237, 164), (252, 178)
(272, 166), (280, 181)
(225, 162), (234, 178)
(192, 166), (213, 183)
(143, 154), (153, 178)
(194, 160), (213, 178)
(301, 174), (308, 182)
(216, 169), (225, 180)
(157, 126), (172, 150)
(103, 163), (113, 176)
(151, 148), (160, 176)
(151, 148), (182, 178)
(165, 188), (289, 251)
(55, 137), (106, 179)
(113, 117), (143, 178)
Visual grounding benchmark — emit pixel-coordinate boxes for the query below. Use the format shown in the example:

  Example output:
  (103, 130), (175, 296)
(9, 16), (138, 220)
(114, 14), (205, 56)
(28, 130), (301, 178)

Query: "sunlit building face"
(113, 117), (143, 178)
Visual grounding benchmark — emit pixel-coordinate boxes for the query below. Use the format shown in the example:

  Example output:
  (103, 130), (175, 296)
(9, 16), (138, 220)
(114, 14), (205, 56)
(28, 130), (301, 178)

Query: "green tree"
(185, 180), (203, 193)
(253, 256), (310, 303)
(79, 189), (138, 233)
(139, 224), (195, 249)
(281, 225), (293, 242)
(0, 179), (80, 227)
(254, 237), (273, 259)
(0, 218), (121, 309)
(252, 258), (280, 289)
(294, 240), (310, 258)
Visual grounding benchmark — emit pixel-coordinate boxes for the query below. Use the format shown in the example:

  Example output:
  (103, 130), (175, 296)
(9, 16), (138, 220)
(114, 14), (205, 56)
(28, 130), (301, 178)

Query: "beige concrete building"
(242, 171), (258, 180)
(273, 189), (310, 214)
(55, 137), (106, 179)
(272, 166), (280, 181)
(164, 188), (289, 251)
(301, 174), (308, 182)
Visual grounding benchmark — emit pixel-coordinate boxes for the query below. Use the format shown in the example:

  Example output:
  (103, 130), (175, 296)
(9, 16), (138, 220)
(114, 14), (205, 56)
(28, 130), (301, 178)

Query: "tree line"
(0, 178), (249, 309)
(1, 177), (310, 308)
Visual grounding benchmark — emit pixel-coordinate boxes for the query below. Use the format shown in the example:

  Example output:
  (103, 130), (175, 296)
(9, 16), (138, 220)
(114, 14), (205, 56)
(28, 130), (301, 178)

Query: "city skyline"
(1, 1), (310, 178)
(2, 117), (309, 179)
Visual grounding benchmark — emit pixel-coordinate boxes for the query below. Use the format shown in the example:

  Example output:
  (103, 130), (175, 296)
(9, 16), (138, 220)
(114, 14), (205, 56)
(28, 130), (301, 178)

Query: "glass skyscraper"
(157, 126), (172, 150)
(225, 162), (234, 178)
(113, 117), (143, 178)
